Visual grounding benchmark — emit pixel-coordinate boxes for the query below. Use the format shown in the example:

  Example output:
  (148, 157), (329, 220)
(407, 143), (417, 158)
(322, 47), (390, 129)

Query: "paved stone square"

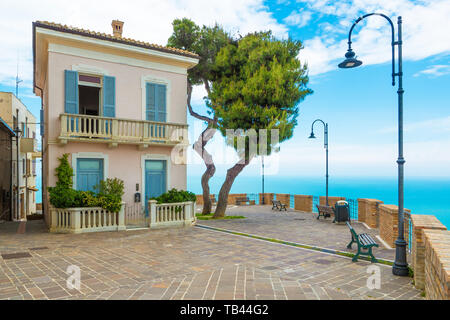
(198, 205), (399, 261)
(0, 207), (421, 300)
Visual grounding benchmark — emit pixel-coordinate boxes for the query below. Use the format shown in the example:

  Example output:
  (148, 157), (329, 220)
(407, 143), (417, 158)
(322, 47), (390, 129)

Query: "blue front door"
(145, 160), (166, 214)
(77, 158), (104, 192)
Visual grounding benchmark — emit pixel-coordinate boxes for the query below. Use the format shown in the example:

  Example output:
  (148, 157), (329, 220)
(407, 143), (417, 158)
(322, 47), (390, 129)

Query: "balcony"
(58, 113), (188, 148)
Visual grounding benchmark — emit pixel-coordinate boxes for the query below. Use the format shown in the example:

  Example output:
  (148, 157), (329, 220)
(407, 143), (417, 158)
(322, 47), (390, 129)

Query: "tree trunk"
(213, 162), (248, 218)
(200, 163), (215, 214)
(193, 127), (216, 214)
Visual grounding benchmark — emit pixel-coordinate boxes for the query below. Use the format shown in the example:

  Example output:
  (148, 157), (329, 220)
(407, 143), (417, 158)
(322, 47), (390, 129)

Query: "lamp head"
(308, 132), (316, 139)
(338, 49), (362, 69)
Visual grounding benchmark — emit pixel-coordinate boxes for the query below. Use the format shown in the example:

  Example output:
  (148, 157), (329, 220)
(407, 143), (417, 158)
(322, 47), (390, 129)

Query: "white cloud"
(283, 10), (313, 27)
(378, 116), (450, 134)
(297, 0), (450, 76)
(414, 64), (450, 78)
(0, 0), (288, 87)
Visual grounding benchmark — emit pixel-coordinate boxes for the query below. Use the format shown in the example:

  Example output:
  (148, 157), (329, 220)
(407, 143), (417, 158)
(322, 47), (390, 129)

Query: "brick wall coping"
(423, 229), (450, 283)
(294, 195), (312, 198)
(411, 214), (448, 231)
(379, 204), (411, 212)
(358, 198), (383, 202)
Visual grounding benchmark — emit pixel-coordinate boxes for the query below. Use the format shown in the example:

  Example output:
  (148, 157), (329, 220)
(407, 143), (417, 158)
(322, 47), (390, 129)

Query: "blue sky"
(1, 0), (449, 182)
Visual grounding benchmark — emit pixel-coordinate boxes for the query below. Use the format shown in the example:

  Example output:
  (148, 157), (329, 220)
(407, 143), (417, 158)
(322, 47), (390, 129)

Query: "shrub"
(48, 153), (124, 212)
(96, 178), (124, 199)
(152, 188), (196, 204)
(54, 153), (73, 189)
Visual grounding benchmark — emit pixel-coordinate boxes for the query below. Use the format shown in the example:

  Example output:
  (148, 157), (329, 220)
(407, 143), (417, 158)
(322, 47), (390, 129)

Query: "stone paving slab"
(198, 205), (400, 261)
(0, 219), (421, 300)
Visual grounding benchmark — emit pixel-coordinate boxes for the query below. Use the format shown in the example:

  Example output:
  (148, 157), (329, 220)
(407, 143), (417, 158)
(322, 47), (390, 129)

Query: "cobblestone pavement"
(198, 205), (400, 261)
(0, 217), (421, 300)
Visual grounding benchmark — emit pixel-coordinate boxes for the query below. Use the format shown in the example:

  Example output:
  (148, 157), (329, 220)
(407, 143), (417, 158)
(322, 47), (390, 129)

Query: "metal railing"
(406, 214), (412, 253)
(247, 193), (260, 205)
(312, 196), (319, 213)
(347, 198), (359, 220)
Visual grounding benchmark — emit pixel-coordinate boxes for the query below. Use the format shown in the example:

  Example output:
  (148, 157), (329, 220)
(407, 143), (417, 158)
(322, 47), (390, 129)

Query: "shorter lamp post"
(309, 119), (329, 206)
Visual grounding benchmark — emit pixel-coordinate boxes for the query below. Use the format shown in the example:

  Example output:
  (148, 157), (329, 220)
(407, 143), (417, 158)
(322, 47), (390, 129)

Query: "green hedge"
(151, 188), (196, 204)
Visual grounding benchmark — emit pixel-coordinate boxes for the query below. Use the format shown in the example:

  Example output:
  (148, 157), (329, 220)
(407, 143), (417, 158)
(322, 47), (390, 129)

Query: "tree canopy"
(208, 31), (313, 216)
(208, 31), (312, 154)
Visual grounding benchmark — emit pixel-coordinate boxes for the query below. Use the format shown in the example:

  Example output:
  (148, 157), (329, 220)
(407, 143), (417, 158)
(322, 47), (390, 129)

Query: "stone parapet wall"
(195, 194), (216, 206)
(276, 194), (290, 208)
(227, 193), (247, 205)
(410, 215), (447, 290)
(259, 193), (274, 205)
(379, 204), (411, 248)
(423, 229), (450, 300)
(358, 199), (383, 228)
(294, 195), (313, 212)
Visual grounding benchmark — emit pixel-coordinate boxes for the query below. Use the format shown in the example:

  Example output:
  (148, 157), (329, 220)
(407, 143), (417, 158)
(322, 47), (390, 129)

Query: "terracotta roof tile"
(34, 21), (199, 59)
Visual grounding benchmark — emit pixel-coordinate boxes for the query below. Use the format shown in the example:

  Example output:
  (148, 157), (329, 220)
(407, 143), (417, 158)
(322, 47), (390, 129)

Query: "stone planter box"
(50, 203), (126, 233)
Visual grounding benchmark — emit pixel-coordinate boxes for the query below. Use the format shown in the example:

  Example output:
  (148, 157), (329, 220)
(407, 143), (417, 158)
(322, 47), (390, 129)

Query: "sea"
(187, 175), (450, 229)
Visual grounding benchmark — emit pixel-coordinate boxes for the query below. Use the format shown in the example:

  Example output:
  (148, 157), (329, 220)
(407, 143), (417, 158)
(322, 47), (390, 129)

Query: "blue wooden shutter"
(103, 76), (116, 117)
(146, 83), (166, 122)
(146, 83), (156, 121)
(64, 70), (78, 114)
(156, 84), (166, 122)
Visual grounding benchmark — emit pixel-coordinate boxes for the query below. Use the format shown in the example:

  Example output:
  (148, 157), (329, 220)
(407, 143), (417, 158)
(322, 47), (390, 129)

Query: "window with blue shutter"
(76, 158), (104, 192)
(64, 70), (79, 114)
(103, 76), (116, 117)
(146, 83), (166, 122)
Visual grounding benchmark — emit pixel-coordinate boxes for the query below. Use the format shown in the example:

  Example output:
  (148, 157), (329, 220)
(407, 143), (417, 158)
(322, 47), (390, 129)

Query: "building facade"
(33, 20), (199, 225)
(0, 92), (39, 220)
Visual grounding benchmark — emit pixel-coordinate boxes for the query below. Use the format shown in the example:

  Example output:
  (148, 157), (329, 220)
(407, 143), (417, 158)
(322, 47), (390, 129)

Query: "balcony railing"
(59, 113), (188, 147)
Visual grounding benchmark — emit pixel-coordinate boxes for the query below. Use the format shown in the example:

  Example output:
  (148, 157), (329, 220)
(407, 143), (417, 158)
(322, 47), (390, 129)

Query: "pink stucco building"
(33, 20), (199, 225)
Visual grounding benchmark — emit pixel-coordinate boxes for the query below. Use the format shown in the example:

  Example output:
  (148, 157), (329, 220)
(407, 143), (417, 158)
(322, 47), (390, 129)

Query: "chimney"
(111, 20), (124, 38)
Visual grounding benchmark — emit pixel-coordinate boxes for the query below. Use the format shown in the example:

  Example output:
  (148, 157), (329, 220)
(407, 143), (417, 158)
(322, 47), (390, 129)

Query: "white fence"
(50, 204), (126, 233)
(149, 200), (196, 229)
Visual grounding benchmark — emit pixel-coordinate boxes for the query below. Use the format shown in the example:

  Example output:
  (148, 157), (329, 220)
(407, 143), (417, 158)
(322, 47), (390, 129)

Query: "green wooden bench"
(316, 205), (334, 220)
(272, 200), (287, 211)
(346, 222), (379, 263)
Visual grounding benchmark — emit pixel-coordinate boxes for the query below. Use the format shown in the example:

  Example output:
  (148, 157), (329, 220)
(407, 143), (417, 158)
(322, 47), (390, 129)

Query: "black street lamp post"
(309, 119), (329, 206)
(338, 13), (408, 276)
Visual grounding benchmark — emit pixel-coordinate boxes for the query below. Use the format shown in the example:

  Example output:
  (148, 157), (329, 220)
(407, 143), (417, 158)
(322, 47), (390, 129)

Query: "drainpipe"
(15, 109), (20, 220)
